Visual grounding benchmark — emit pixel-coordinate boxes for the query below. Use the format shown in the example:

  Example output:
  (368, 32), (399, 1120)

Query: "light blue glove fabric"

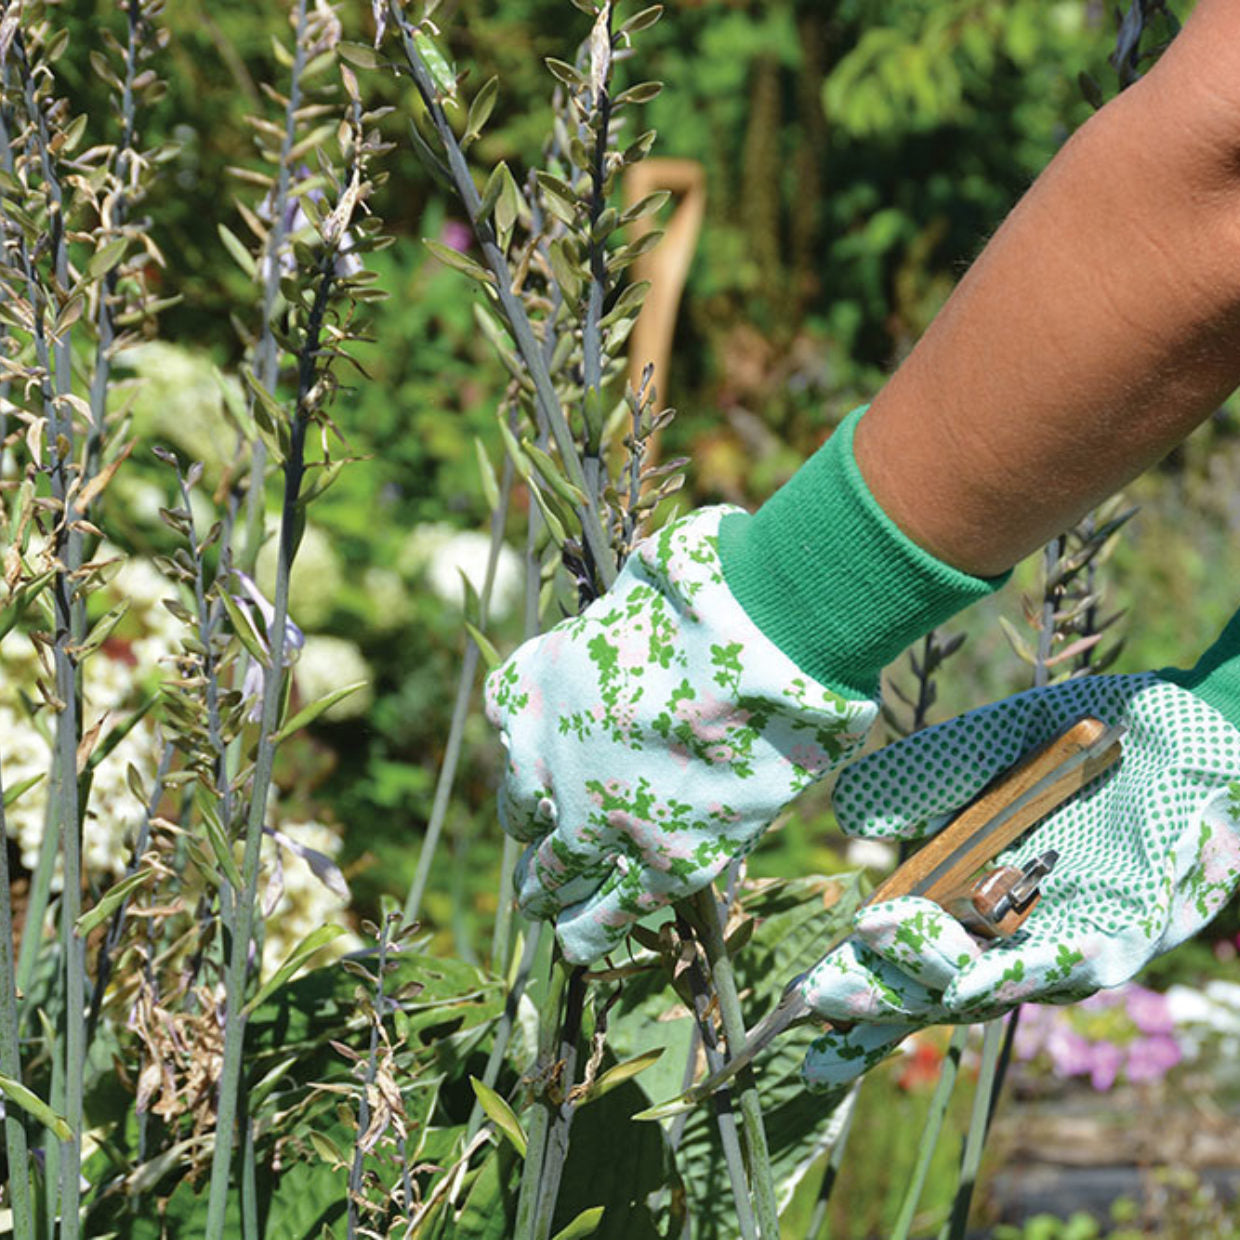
(485, 508), (880, 964)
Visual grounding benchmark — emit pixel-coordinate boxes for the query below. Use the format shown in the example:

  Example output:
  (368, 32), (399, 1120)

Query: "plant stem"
(939, 1021), (1004, 1240)
(806, 1081), (861, 1240)
(467, 924), (545, 1143)
(392, 5), (615, 590)
(349, 914), (397, 1238)
(0, 763), (34, 1240)
(691, 886), (781, 1238)
(404, 453), (514, 923)
(677, 920), (759, 1240)
(889, 1025), (969, 1240)
(530, 967), (586, 1240)
(513, 954), (567, 1240)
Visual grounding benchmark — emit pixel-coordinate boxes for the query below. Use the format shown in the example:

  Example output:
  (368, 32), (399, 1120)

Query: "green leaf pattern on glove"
(484, 508), (879, 964)
(799, 672), (1240, 1091)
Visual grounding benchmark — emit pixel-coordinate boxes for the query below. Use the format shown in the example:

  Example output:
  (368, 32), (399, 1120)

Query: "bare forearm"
(858, 0), (1240, 577)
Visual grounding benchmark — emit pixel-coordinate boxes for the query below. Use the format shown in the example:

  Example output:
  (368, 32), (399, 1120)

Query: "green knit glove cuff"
(717, 405), (1009, 698)
(1162, 608), (1240, 725)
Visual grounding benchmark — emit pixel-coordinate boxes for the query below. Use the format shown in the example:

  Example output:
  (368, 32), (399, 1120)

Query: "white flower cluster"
(0, 580), (168, 890)
(399, 522), (524, 620)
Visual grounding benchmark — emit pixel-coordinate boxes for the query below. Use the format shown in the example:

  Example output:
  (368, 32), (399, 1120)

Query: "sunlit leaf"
(0, 1074), (71, 1141)
(469, 1077), (527, 1158)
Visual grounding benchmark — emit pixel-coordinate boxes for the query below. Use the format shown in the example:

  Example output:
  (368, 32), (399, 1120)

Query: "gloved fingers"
(799, 936), (946, 1025)
(942, 919), (1132, 1017)
(832, 675), (1141, 841)
(534, 845), (727, 965)
(851, 897), (984, 991)
(801, 1021), (919, 1093)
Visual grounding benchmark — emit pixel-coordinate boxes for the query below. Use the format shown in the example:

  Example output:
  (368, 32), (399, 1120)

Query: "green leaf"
(269, 681), (368, 743)
(0, 1074), (72, 1141)
(423, 238), (494, 286)
(618, 5), (663, 38)
(545, 57), (586, 90)
(220, 589), (272, 668)
(474, 437), (501, 514)
(199, 802), (244, 890)
(242, 924), (347, 1017)
(477, 162), (507, 225)
(464, 622), (500, 671)
(74, 601), (130, 661)
(337, 41), (381, 69)
(548, 238), (583, 302)
(75, 869), (156, 937)
(523, 440), (588, 510)
(472, 305), (528, 387)
(613, 81), (662, 107)
(4, 773), (44, 808)
(218, 223), (257, 279)
(496, 417), (531, 481)
(579, 1048), (664, 1106)
(308, 1130), (347, 1168)
(469, 1077), (527, 1158)
(535, 172), (579, 226)
(88, 237), (129, 280)
(465, 75), (499, 144)
(413, 31), (457, 98)
(550, 1207), (606, 1240)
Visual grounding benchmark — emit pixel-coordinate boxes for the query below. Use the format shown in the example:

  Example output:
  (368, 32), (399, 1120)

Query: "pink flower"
(1125, 1034), (1181, 1082)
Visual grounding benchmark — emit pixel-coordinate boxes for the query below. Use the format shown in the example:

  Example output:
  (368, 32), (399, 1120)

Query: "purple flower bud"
(439, 219), (474, 254)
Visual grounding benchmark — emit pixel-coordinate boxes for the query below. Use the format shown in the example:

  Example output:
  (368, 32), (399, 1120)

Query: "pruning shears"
(639, 716), (1126, 1120)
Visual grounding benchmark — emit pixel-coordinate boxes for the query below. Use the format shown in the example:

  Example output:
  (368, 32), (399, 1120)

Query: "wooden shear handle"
(868, 716), (1122, 932)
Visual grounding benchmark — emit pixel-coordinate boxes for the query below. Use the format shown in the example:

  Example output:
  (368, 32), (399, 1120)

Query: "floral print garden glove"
(484, 408), (1003, 963)
(800, 618), (1240, 1090)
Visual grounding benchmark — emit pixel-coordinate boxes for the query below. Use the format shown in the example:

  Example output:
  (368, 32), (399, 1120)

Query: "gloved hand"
(485, 507), (879, 963)
(484, 409), (1002, 963)
(799, 618), (1240, 1090)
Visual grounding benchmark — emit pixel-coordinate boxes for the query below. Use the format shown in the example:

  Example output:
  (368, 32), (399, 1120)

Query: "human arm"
(857, 0), (1240, 576)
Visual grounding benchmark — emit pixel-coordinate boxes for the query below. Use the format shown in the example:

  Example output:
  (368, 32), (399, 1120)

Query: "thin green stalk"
(530, 968), (587, 1240)
(691, 887), (781, 1238)
(806, 1081), (860, 1240)
(207, 86), (345, 1240)
(392, 5), (615, 590)
(490, 834), (522, 975)
(349, 914), (397, 1238)
(889, 1025), (970, 1240)
(0, 763), (35, 1240)
(403, 454), (514, 923)
(513, 955), (567, 1240)
(939, 1021), (1005, 1240)
(676, 919), (759, 1240)
(15, 797), (57, 1000)
(467, 924), (545, 1143)
(241, 0), (311, 573)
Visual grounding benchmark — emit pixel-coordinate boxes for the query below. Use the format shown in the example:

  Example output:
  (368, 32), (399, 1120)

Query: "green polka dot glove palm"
(484, 409), (1002, 964)
(799, 616), (1240, 1090)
